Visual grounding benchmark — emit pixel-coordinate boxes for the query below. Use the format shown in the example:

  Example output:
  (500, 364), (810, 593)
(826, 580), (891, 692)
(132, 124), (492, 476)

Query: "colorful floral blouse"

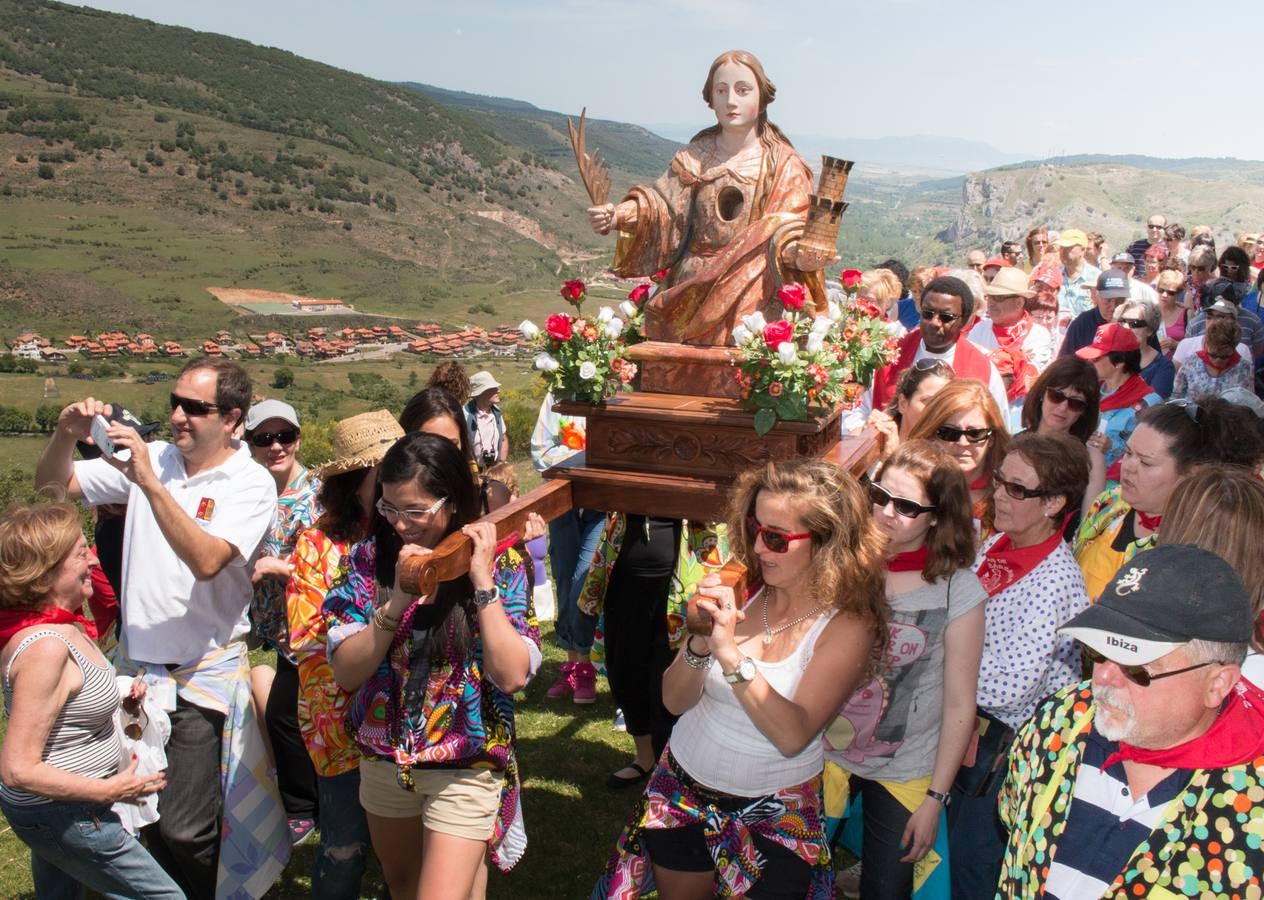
(1073, 486), (1157, 603)
(251, 466), (320, 662)
(287, 527), (358, 777)
(322, 536), (538, 772)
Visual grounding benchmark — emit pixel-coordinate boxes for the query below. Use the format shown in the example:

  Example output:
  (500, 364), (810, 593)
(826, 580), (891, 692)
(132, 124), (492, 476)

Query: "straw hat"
(312, 410), (404, 478)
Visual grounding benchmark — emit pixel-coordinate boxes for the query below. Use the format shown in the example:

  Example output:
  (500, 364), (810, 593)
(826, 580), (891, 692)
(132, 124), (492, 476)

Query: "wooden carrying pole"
(397, 479), (574, 596)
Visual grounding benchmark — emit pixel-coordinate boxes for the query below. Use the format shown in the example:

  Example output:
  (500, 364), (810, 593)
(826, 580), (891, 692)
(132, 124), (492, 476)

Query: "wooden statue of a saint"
(587, 50), (832, 346)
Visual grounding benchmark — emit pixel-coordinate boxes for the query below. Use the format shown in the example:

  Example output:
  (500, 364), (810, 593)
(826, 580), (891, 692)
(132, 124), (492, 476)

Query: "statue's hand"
(785, 242), (837, 272)
(588, 203), (616, 235)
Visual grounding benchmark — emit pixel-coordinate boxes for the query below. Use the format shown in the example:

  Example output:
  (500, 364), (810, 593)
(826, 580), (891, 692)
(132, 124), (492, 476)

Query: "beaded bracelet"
(683, 634), (713, 670)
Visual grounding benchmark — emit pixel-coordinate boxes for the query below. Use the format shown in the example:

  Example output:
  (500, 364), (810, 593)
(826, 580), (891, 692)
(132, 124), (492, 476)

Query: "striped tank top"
(1, 630), (124, 806)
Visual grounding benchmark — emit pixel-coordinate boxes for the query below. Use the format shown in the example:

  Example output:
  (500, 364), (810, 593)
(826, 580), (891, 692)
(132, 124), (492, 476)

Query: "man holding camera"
(465, 370), (509, 471)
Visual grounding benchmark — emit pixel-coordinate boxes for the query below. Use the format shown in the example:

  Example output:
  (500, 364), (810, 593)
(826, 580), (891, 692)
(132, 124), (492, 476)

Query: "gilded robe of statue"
(611, 133), (819, 346)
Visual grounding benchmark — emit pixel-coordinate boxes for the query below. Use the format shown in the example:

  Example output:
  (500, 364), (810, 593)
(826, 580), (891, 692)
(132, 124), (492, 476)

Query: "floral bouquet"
(520, 279), (638, 405)
(731, 281), (897, 435)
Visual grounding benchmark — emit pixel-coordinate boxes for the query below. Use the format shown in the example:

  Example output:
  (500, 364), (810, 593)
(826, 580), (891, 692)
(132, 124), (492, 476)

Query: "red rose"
(776, 283), (807, 311)
(628, 284), (651, 305)
(841, 269), (863, 289)
(762, 319), (794, 349)
(651, 267), (671, 283)
(545, 313), (573, 342)
(560, 279), (586, 304)
(769, 381), (784, 397)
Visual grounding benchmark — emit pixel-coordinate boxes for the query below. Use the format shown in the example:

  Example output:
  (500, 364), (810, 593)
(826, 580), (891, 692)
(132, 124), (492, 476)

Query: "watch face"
(739, 658), (757, 681)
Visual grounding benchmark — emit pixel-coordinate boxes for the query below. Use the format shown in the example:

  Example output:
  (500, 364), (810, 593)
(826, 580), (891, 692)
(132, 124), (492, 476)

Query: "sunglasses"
(1147, 224), (1165, 230)
(169, 393), (222, 417)
(1043, 387), (1088, 414)
(1156, 288), (1182, 296)
(1118, 318), (1149, 329)
(1190, 265), (1210, 273)
(249, 429), (299, 448)
(1082, 645), (1223, 687)
(866, 480), (936, 519)
(935, 424), (994, 444)
(992, 469), (1048, 501)
(1221, 263), (1241, 272)
(376, 496), (446, 523)
(746, 515), (811, 553)
(920, 308), (962, 325)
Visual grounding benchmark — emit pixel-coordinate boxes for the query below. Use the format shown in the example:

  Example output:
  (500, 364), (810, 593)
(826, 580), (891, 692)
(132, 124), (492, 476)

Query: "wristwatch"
(723, 657), (757, 684)
(473, 587), (499, 609)
(926, 788), (951, 807)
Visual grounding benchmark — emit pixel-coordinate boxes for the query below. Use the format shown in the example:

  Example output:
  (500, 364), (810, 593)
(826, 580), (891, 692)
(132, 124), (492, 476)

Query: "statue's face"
(709, 60), (760, 130)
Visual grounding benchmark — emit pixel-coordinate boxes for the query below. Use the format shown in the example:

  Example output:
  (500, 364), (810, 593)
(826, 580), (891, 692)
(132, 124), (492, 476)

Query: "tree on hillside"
(271, 367), (294, 389)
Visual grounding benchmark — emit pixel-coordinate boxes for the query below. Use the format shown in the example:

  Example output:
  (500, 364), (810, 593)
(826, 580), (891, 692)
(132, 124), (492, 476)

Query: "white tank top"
(670, 595), (836, 796)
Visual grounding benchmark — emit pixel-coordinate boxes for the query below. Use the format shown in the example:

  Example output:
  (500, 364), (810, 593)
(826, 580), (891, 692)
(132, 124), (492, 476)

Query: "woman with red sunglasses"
(824, 440), (985, 899)
(594, 458), (886, 899)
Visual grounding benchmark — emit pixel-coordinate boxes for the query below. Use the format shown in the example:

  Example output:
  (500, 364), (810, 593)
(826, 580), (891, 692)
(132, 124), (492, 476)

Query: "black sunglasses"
(1156, 288), (1182, 296)
(249, 429), (299, 448)
(935, 424), (993, 444)
(1081, 645), (1223, 687)
(992, 469), (1048, 501)
(1044, 387), (1087, 414)
(746, 515), (811, 554)
(1118, 317), (1149, 329)
(920, 308), (962, 325)
(170, 393), (222, 417)
(866, 480), (936, 519)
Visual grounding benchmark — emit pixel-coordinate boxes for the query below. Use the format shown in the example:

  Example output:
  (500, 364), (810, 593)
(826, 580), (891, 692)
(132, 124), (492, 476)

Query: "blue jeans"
(312, 769), (371, 900)
(548, 509), (606, 653)
(0, 797), (185, 900)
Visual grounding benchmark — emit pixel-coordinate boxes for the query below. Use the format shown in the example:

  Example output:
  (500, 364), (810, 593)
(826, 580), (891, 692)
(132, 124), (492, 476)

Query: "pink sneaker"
(545, 662), (577, 699)
(573, 662), (597, 704)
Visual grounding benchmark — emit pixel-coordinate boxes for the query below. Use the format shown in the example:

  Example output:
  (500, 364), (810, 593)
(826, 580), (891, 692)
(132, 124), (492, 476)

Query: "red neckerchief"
(886, 546), (929, 573)
(991, 312), (1034, 349)
(0, 606), (98, 646)
(1098, 375), (1154, 411)
(1196, 349), (1242, 374)
(969, 472), (991, 491)
(974, 527), (1064, 597)
(1102, 678), (1264, 771)
(1135, 510), (1162, 531)
(991, 344), (1035, 403)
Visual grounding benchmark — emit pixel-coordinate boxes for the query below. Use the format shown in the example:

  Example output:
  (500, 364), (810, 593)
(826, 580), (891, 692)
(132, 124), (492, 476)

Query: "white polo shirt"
(75, 441), (277, 665)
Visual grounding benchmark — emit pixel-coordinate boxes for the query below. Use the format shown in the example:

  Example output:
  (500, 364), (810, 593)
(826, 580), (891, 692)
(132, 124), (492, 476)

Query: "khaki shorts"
(358, 756), (505, 841)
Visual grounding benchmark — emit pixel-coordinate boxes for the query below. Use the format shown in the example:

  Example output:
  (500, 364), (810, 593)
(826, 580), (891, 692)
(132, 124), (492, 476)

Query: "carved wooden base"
(624, 340), (743, 399)
(547, 391), (879, 521)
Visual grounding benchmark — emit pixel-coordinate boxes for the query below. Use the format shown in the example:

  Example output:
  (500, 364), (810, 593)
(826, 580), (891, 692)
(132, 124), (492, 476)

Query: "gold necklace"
(761, 592), (825, 646)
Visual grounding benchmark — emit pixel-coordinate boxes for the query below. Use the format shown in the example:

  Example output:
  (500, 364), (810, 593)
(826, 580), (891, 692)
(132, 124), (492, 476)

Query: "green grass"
(0, 625), (648, 898)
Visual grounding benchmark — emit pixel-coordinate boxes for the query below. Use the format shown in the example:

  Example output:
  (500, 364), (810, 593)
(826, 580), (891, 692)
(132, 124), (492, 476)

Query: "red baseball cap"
(1030, 265), (1063, 290)
(984, 256), (1011, 270)
(1076, 322), (1141, 360)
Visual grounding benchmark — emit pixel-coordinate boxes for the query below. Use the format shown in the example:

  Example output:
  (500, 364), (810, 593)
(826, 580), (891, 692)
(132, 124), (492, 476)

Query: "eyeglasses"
(1032, 240), (1049, 247)
(375, 496), (446, 523)
(1082, 645), (1224, 687)
(1221, 262), (1241, 272)
(1156, 288), (1182, 296)
(935, 424), (994, 444)
(992, 469), (1048, 501)
(169, 393), (222, 417)
(746, 515), (812, 554)
(1118, 318), (1149, 329)
(989, 294), (1023, 304)
(865, 480), (936, 519)
(920, 308), (962, 325)
(1044, 387), (1088, 414)
(1166, 398), (1203, 424)
(249, 429), (299, 448)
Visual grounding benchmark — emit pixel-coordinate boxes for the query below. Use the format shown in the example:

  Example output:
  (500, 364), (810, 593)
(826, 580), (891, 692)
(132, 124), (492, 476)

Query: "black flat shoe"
(606, 761), (650, 790)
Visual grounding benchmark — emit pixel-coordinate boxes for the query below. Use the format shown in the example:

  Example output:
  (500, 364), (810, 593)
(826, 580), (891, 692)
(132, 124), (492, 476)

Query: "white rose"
(604, 319), (623, 339)
(596, 306), (614, 323)
(730, 324), (753, 345)
(742, 311), (767, 332)
(828, 301), (843, 321)
(811, 316), (832, 335)
(578, 360), (598, 380)
(777, 342), (798, 365)
(619, 300), (638, 318)
(534, 352), (560, 372)
(805, 332), (824, 353)
(519, 319), (540, 339)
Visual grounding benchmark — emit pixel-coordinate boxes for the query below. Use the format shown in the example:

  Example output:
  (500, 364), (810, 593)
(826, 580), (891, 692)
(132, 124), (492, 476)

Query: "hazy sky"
(78, 0), (1258, 160)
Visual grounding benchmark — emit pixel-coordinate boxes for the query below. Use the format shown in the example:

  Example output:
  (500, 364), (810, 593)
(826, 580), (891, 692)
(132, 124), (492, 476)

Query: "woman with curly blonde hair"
(594, 458), (886, 899)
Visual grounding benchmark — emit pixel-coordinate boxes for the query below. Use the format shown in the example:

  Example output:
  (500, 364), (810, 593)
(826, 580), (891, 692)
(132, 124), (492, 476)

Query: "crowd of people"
(0, 213), (1262, 900)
